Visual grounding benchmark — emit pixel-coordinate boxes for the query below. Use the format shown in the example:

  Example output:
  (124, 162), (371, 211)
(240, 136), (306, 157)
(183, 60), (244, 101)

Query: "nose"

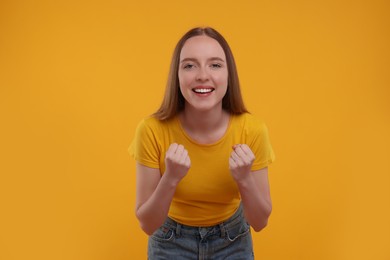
(195, 67), (209, 81)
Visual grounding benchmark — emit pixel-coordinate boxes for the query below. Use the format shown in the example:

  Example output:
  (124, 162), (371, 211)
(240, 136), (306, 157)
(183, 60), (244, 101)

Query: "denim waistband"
(163, 204), (244, 238)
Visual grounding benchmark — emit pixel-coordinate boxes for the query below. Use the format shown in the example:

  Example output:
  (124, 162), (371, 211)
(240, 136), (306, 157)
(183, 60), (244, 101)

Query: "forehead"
(180, 35), (226, 60)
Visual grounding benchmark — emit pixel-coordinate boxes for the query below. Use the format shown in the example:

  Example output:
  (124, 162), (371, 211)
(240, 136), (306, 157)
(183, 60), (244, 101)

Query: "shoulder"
(137, 116), (162, 128)
(135, 115), (175, 135)
(232, 113), (268, 132)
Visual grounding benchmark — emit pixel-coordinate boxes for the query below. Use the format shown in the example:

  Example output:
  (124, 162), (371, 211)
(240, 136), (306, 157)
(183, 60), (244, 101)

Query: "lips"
(192, 87), (215, 94)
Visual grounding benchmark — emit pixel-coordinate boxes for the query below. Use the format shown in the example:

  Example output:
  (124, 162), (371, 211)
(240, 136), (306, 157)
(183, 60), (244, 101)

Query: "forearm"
(136, 174), (177, 235)
(237, 176), (272, 232)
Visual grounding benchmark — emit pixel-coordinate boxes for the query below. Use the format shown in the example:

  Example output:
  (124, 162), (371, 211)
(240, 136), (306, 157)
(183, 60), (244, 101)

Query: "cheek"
(215, 73), (228, 87)
(178, 72), (192, 88)
(178, 75), (192, 98)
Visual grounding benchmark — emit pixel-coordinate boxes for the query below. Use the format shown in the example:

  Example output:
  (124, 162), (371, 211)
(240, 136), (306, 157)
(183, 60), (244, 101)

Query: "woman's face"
(178, 35), (228, 112)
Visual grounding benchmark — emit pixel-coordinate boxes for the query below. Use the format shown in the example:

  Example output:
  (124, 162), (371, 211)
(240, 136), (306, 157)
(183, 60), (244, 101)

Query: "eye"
(183, 64), (195, 70)
(210, 63), (222, 69)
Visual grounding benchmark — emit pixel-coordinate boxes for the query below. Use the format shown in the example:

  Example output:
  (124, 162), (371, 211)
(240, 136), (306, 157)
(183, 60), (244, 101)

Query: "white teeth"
(193, 88), (213, 93)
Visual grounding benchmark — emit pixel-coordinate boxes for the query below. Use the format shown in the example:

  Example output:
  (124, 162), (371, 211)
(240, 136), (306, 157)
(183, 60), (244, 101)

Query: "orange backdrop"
(1, 0), (389, 259)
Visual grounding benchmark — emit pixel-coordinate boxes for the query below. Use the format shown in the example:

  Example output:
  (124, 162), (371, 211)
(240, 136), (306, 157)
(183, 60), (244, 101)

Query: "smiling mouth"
(192, 88), (215, 94)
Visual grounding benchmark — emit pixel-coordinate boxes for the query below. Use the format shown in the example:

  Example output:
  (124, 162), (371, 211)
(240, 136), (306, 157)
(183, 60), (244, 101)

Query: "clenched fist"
(164, 143), (191, 185)
(229, 144), (255, 183)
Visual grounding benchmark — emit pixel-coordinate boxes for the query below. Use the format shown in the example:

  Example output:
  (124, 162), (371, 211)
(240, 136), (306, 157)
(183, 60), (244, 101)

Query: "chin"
(190, 104), (221, 112)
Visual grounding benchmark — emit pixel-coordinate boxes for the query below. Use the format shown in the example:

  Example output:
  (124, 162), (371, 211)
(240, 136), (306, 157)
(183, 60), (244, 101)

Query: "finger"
(240, 144), (255, 162)
(232, 144), (244, 150)
(229, 157), (237, 168)
(170, 143), (179, 151)
(234, 145), (247, 159)
(166, 143), (178, 156)
(234, 145), (254, 164)
(175, 144), (185, 156)
(240, 144), (255, 157)
(231, 151), (243, 166)
(185, 156), (191, 168)
(231, 150), (240, 161)
(179, 149), (188, 163)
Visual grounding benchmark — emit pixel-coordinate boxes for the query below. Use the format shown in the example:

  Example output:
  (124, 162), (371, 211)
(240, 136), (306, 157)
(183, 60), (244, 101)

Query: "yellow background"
(1, 0), (389, 259)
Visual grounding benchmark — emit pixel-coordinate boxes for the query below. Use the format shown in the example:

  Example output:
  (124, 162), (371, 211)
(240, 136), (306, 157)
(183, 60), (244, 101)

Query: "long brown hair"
(154, 27), (248, 120)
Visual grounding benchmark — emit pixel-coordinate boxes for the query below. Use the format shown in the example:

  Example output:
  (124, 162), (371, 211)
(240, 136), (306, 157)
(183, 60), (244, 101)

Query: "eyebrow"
(180, 57), (226, 63)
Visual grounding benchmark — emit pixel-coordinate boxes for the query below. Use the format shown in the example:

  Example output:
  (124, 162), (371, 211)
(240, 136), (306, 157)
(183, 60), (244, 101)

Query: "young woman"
(129, 27), (275, 259)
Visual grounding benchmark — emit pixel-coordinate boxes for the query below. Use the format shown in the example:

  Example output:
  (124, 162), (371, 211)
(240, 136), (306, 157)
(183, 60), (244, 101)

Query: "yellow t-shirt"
(129, 113), (275, 226)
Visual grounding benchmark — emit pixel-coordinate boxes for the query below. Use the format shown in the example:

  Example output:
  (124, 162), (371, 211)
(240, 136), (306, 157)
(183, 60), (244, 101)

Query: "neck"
(180, 106), (229, 134)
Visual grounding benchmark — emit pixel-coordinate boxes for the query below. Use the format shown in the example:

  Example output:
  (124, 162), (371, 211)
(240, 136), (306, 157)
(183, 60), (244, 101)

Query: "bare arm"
(230, 144), (272, 232)
(235, 168), (272, 232)
(135, 143), (190, 235)
(135, 163), (177, 235)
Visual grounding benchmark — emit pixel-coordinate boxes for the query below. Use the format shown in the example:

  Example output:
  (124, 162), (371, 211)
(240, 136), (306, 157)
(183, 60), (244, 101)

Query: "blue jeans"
(148, 204), (254, 260)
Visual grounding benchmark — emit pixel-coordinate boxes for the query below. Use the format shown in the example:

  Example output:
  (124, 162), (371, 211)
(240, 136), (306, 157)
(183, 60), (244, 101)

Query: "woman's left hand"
(229, 144), (255, 183)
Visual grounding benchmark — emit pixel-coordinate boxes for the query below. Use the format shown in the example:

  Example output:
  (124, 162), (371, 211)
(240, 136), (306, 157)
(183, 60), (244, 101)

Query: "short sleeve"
(128, 119), (161, 169)
(248, 119), (275, 171)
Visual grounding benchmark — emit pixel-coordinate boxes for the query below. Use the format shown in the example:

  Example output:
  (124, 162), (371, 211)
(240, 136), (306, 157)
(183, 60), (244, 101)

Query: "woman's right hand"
(164, 143), (191, 185)
(135, 143), (190, 235)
